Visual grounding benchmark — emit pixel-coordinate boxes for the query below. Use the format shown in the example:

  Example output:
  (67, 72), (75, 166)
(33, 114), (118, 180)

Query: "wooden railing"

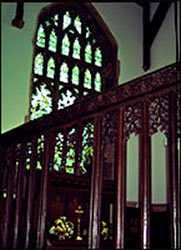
(0, 62), (180, 249)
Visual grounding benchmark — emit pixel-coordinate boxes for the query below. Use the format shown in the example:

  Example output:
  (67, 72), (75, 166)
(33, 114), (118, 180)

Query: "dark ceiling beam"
(12, 2), (24, 29)
(143, 3), (171, 71)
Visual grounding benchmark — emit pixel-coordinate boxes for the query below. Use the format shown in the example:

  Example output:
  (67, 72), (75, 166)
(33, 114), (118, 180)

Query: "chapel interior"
(0, 2), (180, 249)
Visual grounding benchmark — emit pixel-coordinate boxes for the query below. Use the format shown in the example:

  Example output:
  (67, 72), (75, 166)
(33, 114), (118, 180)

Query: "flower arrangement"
(49, 216), (74, 241)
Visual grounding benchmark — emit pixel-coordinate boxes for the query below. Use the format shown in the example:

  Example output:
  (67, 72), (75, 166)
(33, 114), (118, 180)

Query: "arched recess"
(27, 2), (119, 121)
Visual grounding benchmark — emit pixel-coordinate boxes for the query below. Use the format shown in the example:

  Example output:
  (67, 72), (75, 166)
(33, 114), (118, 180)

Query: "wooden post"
(88, 114), (103, 249)
(168, 91), (179, 249)
(25, 138), (37, 248)
(115, 107), (126, 249)
(36, 132), (53, 249)
(13, 142), (26, 249)
(140, 101), (151, 249)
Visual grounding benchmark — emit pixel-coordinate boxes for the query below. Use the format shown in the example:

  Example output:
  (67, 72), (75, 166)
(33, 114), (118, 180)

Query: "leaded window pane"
(72, 66), (79, 85)
(63, 11), (71, 30)
(36, 24), (45, 48)
(30, 84), (52, 120)
(73, 38), (81, 59)
(61, 33), (70, 56)
(34, 53), (44, 75)
(95, 47), (102, 67)
(48, 29), (57, 52)
(94, 72), (101, 92)
(53, 132), (64, 171)
(60, 62), (69, 82)
(84, 69), (92, 89)
(66, 128), (76, 174)
(85, 42), (92, 63)
(47, 57), (55, 78)
(58, 90), (76, 110)
(74, 16), (81, 34)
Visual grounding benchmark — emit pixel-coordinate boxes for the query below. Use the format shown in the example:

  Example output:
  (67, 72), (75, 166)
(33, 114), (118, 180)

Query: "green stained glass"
(48, 29), (57, 52)
(58, 90), (76, 110)
(74, 16), (81, 33)
(60, 62), (69, 82)
(30, 83), (52, 120)
(84, 69), (92, 89)
(63, 11), (71, 30)
(51, 14), (59, 26)
(36, 24), (45, 48)
(34, 53), (44, 75)
(85, 42), (92, 63)
(47, 57), (55, 78)
(53, 132), (64, 171)
(80, 123), (94, 174)
(94, 72), (102, 92)
(83, 91), (89, 96)
(66, 128), (76, 174)
(73, 38), (81, 59)
(95, 47), (102, 67)
(86, 27), (91, 38)
(72, 66), (79, 85)
(25, 142), (32, 170)
(61, 33), (70, 56)
(37, 135), (44, 170)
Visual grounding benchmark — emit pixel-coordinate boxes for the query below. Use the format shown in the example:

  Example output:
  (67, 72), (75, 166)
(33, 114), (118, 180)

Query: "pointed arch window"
(73, 38), (81, 59)
(85, 42), (92, 63)
(60, 62), (69, 83)
(72, 66), (79, 85)
(29, 3), (118, 121)
(48, 29), (57, 52)
(47, 57), (55, 78)
(34, 53), (44, 75)
(84, 69), (92, 89)
(36, 24), (45, 48)
(61, 33), (70, 56)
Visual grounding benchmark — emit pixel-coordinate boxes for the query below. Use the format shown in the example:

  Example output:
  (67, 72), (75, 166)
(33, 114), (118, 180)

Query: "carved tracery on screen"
(29, 3), (118, 121)
(101, 110), (119, 180)
(148, 95), (169, 136)
(52, 121), (94, 177)
(123, 103), (142, 143)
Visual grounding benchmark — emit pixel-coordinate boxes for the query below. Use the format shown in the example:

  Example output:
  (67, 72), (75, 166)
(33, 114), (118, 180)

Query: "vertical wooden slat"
(25, 138), (37, 249)
(168, 91), (179, 249)
(13, 142), (26, 249)
(115, 107), (126, 249)
(140, 101), (151, 249)
(36, 132), (53, 249)
(2, 145), (15, 249)
(88, 114), (103, 249)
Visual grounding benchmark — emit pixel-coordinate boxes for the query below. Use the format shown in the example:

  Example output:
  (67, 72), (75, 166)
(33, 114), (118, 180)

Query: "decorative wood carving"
(123, 103), (142, 142)
(148, 95), (169, 136)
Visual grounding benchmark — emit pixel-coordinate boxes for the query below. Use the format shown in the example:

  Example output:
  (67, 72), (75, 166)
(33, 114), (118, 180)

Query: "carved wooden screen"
(28, 3), (119, 121)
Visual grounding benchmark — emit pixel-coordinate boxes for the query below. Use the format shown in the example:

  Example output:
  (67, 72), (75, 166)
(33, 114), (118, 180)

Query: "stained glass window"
(86, 27), (91, 38)
(80, 123), (94, 174)
(73, 38), (81, 59)
(47, 57), (55, 78)
(51, 14), (59, 26)
(61, 33), (70, 56)
(58, 90), (76, 110)
(66, 128), (76, 174)
(85, 42), (92, 63)
(48, 29), (57, 52)
(34, 53), (44, 75)
(37, 135), (44, 170)
(60, 62), (69, 82)
(95, 47), (102, 67)
(72, 66), (79, 85)
(30, 84), (52, 120)
(63, 11), (71, 30)
(36, 24), (45, 48)
(84, 69), (92, 89)
(94, 72), (101, 92)
(74, 16), (81, 34)
(53, 132), (64, 171)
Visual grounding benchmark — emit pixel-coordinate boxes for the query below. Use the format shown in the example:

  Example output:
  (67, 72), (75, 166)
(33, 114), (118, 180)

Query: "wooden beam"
(143, 3), (171, 71)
